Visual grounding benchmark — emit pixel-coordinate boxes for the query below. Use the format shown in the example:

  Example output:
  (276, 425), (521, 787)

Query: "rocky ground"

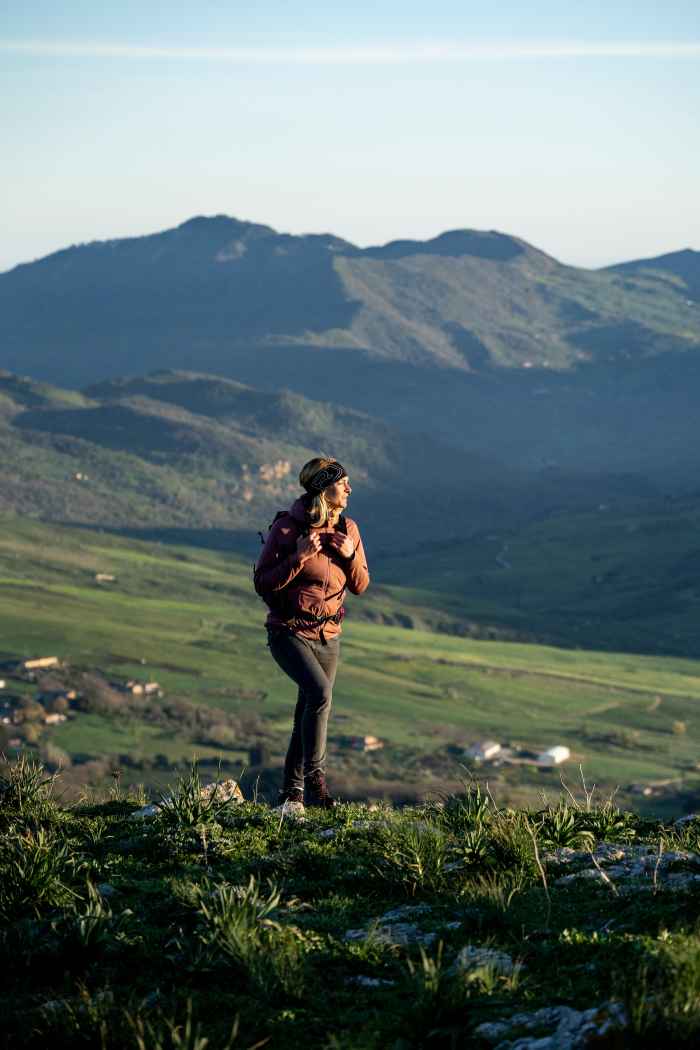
(2, 760), (700, 1048)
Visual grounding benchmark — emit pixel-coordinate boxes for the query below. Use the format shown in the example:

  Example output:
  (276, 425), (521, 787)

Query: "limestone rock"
(453, 945), (516, 976)
(200, 779), (244, 804)
(474, 1000), (627, 1048)
(346, 975), (396, 988)
(344, 922), (436, 947)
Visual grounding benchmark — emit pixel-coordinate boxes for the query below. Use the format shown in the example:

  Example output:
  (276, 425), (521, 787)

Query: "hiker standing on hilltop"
(254, 458), (370, 810)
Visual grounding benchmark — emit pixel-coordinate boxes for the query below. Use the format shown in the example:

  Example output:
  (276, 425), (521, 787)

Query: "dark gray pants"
(267, 628), (340, 790)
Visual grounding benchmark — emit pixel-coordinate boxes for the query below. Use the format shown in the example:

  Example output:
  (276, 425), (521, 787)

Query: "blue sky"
(2, 1), (699, 270)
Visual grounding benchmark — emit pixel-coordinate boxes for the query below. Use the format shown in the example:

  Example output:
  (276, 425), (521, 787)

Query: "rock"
(317, 828), (338, 839)
(674, 813), (699, 825)
(96, 882), (118, 898)
(452, 945), (516, 976)
(344, 922), (437, 948)
(273, 800), (307, 820)
(346, 975), (396, 988)
(129, 804), (159, 820)
(379, 903), (432, 922)
(474, 1000), (627, 1048)
(554, 869), (608, 887)
(200, 779), (244, 804)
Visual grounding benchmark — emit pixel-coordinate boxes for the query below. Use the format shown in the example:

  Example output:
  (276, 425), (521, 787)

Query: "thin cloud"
(2, 38), (700, 64)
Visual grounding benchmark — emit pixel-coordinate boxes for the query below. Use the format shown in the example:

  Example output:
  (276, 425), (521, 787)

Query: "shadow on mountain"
(14, 402), (208, 457)
(57, 522), (262, 557)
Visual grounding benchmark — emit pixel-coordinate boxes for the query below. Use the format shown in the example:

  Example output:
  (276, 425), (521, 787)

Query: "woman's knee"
(306, 683), (333, 713)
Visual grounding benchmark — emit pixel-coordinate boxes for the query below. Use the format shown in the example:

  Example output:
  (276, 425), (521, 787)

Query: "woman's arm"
(345, 522), (370, 595)
(253, 520), (305, 596)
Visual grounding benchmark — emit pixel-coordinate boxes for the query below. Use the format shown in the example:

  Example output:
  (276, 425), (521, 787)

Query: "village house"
(348, 735), (384, 753)
(537, 745), (571, 766)
(23, 657), (61, 671)
(44, 712), (67, 726)
(466, 740), (502, 762)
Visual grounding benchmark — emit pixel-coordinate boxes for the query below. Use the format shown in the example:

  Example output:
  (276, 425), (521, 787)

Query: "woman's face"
(323, 474), (351, 510)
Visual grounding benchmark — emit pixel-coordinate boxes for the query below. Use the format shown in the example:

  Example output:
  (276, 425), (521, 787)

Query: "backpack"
(253, 511), (348, 616)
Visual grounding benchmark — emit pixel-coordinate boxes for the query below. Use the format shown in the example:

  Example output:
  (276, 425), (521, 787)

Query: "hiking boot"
(305, 770), (337, 809)
(277, 787), (304, 806)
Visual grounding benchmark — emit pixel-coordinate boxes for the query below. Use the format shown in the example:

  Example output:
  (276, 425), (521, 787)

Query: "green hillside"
(0, 369), (514, 546)
(2, 516), (700, 815)
(378, 493), (700, 658)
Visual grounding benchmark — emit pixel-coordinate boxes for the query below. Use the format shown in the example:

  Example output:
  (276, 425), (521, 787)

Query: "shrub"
(196, 723), (238, 749)
(0, 753), (58, 825)
(157, 762), (233, 828)
(194, 876), (308, 999)
(0, 826), (84, 918)
(17, 697), (45, 723)
(536, 802), (595, 850)
(374, 818), (448, 896)
(40, 743), (72, 771)
(20, 722), (42, 745)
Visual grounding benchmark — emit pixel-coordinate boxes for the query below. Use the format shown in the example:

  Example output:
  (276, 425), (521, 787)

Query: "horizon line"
(3, 38), (700, 64)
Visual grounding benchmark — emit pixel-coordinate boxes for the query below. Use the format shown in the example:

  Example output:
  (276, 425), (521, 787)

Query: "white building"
(537, 745), (571, 766)
(466, 740), (502, 762)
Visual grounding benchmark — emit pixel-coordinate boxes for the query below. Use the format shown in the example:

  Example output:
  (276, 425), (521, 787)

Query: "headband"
(304, 462), (347, 494)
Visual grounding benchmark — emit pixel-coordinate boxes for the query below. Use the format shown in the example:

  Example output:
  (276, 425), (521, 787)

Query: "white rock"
(379, 903), (432, 922)
(273, 800), (307, 820)
(474, 1000), (627, 1048)
(129, 803), (159, 820)
(453, 945), (515, 976)
(96, 882), (118, 898)
(200, 779), (244, 804)
(345, 975), (395, 988)
(345, 922), (436, 947)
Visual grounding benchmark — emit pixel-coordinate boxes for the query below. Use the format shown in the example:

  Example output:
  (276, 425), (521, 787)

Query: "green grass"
(3, 761), (700, 1048)
(3, 514), (700, 811)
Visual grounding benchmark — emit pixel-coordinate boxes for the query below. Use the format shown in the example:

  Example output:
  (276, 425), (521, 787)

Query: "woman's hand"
(325, 533), (355, 559)
(296, 532), (322, 562)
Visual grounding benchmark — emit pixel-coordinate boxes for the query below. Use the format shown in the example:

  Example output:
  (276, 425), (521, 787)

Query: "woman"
(254, 457), (370, 809)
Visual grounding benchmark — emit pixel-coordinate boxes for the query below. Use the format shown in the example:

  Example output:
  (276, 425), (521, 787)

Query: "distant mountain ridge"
(2, 215), (698, 391)
(607, 248), (700, 300)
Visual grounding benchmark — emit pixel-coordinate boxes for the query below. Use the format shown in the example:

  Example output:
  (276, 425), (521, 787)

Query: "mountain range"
(2, 216), (699, 483)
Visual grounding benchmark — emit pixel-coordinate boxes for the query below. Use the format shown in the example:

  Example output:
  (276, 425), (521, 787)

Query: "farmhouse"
(348, 735), (384, 752)
(466, 740), (502, 762)
(44, 713), (67, 726)
(23, 657), (60, 671)
(537, 745), (571, 766)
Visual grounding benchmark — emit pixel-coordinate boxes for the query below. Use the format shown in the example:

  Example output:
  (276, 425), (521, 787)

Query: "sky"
(2, 0), (699, 271)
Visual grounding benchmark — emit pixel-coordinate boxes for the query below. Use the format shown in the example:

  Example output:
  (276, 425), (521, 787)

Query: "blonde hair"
(299, 457), (343, 528)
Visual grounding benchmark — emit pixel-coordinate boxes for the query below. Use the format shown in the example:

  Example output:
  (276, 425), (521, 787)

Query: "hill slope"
(0, 369), (520, 548)
(3, 515), (700, 812)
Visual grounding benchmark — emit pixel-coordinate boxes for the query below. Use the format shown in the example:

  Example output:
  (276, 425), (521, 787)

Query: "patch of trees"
(72, 671), (266, 749)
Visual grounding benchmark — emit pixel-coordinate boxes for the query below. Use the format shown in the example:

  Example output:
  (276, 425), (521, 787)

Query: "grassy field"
(3, 514), (700, 813)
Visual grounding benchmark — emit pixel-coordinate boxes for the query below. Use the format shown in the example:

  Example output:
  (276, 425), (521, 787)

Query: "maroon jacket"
(254, 497), (370, 640)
